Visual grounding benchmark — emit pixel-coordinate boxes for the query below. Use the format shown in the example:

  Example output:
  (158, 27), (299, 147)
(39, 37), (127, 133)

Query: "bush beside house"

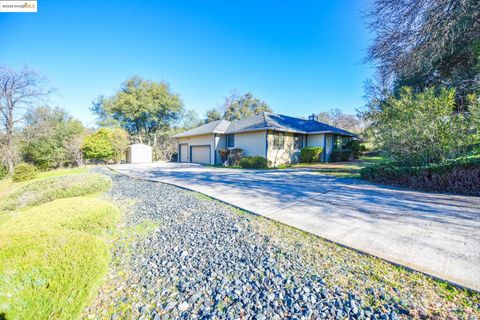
(300, 147), (323, 163)
(347, 140), (365, 159)
(239, 156), (268, 169)
(330, 149), (352, 162)
(360, 158), (480, 195)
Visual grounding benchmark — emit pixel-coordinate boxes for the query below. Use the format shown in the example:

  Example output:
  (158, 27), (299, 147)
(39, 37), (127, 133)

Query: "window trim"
(273, 131), (285, 149)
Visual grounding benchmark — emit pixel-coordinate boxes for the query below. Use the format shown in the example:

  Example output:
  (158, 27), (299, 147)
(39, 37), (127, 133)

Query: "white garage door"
(180, 144), (188, 162)
(191, 146), (210, 164)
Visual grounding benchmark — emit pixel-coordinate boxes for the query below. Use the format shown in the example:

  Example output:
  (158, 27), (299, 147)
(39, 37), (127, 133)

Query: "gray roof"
(174, 112), (356, 138)
(173, 119), (230, 138)
(224, 112), (356, 136)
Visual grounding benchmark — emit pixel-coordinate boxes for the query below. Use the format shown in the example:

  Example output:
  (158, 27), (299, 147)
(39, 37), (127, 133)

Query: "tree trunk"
(5, 99), (14, 175)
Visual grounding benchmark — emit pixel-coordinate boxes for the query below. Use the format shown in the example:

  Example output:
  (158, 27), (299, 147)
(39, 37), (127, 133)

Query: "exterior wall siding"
(305, 133), (335, 162)
(177, 134), (215, 164)
(266, 130), (301, 166)
(228, 130), (267, 157)
(306, 133), (326, 161)
(306, 133), (325, 147)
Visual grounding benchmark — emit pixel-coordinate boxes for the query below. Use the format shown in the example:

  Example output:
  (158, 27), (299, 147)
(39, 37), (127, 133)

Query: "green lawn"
(0, 169), (120, 320)
(0, 167), (88, 194)
(0, 173), (111, 211)
(291, 155), (387, 178)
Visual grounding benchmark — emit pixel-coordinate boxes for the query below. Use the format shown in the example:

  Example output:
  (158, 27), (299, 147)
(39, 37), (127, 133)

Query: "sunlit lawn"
(0, 168), (120, 320)
(291, 155), (386, 178)
(0, 167), (88, 194)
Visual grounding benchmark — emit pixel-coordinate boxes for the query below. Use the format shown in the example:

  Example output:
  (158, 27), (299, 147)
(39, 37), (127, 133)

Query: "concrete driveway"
(110, 162), (480, 291)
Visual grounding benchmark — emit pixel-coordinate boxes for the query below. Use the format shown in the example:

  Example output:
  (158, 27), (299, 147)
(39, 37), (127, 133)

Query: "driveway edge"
(106, 166), (478, 293)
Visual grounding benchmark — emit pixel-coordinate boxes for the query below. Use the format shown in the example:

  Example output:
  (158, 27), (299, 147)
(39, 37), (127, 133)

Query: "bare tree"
(316, 108), (366, 133)
(0, 66), (51, 174)
(366, 0), (480, 108)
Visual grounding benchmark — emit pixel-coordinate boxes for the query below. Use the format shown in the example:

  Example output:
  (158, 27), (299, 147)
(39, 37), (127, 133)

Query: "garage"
(179, 144), (188, 162)
(190, 145), (211, 164)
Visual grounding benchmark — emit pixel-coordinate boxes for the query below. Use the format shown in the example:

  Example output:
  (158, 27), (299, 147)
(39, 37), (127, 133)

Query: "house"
(173, 112), (356, 166)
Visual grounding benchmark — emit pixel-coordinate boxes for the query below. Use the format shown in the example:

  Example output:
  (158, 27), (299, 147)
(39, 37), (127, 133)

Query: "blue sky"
(0, 0), (374, 126)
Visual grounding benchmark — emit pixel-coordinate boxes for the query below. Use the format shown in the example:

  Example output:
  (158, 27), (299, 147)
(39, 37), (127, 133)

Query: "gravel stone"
(85, 168), (403, 319)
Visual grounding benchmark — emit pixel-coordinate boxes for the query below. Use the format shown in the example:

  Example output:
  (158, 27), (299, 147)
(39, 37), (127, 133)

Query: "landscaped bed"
(1, 167), (478, 319)
(0, 170), (120, 320)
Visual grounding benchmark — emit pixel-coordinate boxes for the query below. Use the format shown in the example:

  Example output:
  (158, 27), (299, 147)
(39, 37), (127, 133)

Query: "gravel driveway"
(84, 169), (479, 319)
(85, 170), (385, 319)
(110, 162), (480, 292)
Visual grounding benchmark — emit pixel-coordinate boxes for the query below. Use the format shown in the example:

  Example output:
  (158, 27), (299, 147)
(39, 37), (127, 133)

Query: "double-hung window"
(227, 134), (235, 148)
(273, 131), (285, 149)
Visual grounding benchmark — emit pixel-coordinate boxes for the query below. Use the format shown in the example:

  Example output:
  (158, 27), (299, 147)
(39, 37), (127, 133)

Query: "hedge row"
(239, 156), (268, 169)
(360, 158), (480, 195)
(330, 149), (352, 162)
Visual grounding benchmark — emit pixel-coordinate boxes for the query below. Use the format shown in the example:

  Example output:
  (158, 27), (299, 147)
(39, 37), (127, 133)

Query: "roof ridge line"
(262, 111), (268, 127)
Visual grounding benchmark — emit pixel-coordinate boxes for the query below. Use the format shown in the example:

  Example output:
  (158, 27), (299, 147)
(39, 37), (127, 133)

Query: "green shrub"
(300, 147), (323, 163)
(347, 140), (364, 159)
(12, 163), (38, 182)
(82, 128), (129, 163)
(239, 156), (268, 169)
(330, 149), (352, 162)
(360, 158), (480, 195)
(1, 173), (112, 211)
(368, 87), (480, 166)
(0, 165), (7, 180)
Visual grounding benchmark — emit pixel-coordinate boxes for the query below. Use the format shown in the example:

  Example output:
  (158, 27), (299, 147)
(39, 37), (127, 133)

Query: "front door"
(179, 144), (188, 162)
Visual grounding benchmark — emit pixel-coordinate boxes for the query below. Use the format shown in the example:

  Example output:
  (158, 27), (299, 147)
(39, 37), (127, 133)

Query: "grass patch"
(0, 197), (121, 236)
(0, 167), (89, 194)
(0, 230), (109, 320)
(0, 173), (112, 211)
(290, 155), (388, 178)
(36, 167), (88, 179)
(0, 170), (120, 320)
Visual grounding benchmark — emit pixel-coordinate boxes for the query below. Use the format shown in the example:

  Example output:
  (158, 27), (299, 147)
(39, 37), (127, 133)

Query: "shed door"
(191, 146), (210, 164)
(180, 144), (188, 162)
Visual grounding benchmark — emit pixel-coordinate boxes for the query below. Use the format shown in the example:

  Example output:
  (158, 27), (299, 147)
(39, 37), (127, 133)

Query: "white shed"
(126, 143), (152, 164)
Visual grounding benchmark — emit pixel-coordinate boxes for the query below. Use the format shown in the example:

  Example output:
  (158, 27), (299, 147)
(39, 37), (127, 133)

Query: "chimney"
(308, 113), (318, 122)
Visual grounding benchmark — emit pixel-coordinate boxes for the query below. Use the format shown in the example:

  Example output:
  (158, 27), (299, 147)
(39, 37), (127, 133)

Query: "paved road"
(110, 162), (480, 291)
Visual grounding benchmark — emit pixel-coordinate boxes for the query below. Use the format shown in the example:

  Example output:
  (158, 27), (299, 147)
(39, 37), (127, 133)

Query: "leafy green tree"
(181, 109), (203, 129)
(222, 91), (272, 121)
(369, 87), (480, 166)
(205, 108), (221, 122)
(91, 77), (184, 144)
(81, 128), (129, 163)
(21, 107), (85, 169)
